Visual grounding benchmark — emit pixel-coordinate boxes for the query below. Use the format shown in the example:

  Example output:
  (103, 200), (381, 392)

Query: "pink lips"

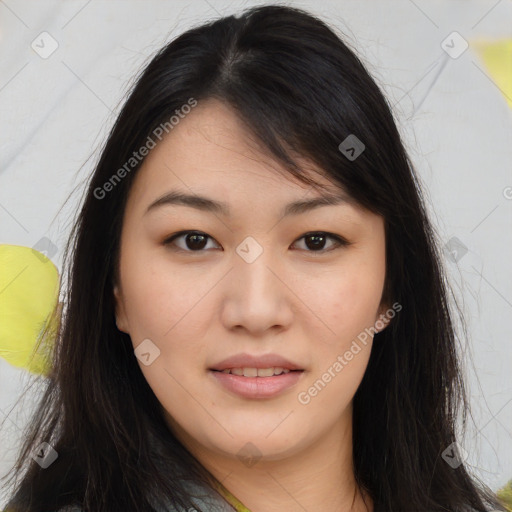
(209, 352), (303, 372)
(210, 369), (304, 399)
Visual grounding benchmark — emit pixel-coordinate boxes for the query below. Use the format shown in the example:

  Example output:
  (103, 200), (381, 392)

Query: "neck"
(173, 409), (373, 512)
(213, 452), (372, 512)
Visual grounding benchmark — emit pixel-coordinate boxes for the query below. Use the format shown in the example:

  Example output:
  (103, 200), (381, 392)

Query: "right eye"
(163, 230), (222, 252)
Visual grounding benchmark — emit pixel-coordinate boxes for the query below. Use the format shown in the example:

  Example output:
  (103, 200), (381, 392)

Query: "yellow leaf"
(0, 244), (61, 376)
(471, 38), (512, 109)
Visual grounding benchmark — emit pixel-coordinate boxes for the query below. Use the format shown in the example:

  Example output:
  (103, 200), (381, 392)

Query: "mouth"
(211, 367), (304, 377)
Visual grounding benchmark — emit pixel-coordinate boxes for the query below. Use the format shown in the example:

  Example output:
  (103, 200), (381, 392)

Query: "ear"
(113, 284), (130, 334)
(374, 302), (392, 334)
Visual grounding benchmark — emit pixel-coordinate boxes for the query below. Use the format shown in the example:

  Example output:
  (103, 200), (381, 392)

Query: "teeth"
(219, 367), (292, 377)
(256, 367), (275, 377)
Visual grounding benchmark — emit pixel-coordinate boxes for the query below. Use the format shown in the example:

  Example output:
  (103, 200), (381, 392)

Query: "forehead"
(130, 99), (345, 202)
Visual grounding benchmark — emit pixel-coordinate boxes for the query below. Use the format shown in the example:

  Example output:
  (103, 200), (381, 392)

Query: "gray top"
(51, 480), (485, 512)
(57, 480), (236, 511)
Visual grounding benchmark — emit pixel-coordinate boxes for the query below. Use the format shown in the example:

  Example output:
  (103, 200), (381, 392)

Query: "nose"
(219, 243), (294, 336)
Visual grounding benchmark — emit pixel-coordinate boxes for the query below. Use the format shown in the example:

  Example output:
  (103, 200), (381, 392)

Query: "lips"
(209, 352), (304, 372)
(210, 366), (305, 399)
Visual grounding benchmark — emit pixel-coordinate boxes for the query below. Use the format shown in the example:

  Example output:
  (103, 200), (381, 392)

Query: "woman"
(2, 5), (506, 512)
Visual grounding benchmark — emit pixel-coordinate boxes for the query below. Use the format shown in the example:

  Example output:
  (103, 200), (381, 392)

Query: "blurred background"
(1, 0), (511, 508)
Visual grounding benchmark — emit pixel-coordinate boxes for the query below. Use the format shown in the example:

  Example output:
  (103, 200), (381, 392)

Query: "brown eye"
(292, 232), (348, 253)
(164, 231), (221, 252)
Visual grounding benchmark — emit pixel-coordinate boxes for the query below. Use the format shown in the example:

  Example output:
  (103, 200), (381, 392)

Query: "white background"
(1, 0), (511, 507)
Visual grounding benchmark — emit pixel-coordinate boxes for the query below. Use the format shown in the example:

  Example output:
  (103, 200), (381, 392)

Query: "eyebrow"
(144, 189), (352, 218)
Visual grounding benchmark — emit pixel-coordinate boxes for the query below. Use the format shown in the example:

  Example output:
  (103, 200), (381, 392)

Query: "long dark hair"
(2, 5), (505, 512)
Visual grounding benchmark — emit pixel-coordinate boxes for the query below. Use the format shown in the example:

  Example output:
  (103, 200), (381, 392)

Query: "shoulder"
(51, 481), (234, 512)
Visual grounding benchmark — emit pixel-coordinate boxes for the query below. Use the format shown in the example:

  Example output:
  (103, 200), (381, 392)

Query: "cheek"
(297, 272), (380, 415)
(299, 248), (385, 374)
(315, 269), (384, 336)
(117, 245), (185, 342)
(118, 247), (216, 363)
(122, 273), (170, 339)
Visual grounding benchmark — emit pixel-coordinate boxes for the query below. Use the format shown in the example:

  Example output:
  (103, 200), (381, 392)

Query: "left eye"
(163, 231), (348, 253)
(292, 232), (348, 252)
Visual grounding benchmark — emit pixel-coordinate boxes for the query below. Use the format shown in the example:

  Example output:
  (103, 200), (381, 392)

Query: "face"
(114, 98), (389, 466)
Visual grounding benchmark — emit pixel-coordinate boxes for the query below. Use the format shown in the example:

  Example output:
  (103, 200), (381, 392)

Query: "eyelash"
(163, 230), (350, 255)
